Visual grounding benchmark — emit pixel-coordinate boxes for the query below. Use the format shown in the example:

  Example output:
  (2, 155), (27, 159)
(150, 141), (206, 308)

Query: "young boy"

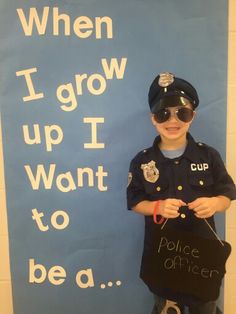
(126, 72), (236, 314)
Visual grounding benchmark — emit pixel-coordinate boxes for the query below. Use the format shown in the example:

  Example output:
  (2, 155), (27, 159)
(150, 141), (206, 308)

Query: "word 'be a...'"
(16, 57), (127, 112)
(29, 259), (94, 288)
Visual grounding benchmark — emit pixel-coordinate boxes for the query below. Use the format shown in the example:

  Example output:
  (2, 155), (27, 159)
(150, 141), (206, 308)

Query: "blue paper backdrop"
(0, 0), (228, 313)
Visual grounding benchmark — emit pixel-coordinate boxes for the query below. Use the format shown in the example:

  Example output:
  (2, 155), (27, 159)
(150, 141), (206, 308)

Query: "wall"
(0, 1), (235, 313)
(224, 0), (236, 312)
(0, 116), (13, 314)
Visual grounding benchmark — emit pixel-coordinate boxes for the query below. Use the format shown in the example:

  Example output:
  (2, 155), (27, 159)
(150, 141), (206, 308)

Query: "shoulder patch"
(127, 172), (132, 187)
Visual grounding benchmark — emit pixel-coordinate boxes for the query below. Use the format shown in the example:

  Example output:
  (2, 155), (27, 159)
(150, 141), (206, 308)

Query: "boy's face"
(150, 103), (195, 143)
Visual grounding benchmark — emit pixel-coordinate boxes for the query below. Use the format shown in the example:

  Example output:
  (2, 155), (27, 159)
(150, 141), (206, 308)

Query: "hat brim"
(151, 94), (193, 113)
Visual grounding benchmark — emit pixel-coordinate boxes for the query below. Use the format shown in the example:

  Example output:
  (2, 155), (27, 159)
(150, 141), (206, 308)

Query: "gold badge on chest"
(141, 160), (159, 183)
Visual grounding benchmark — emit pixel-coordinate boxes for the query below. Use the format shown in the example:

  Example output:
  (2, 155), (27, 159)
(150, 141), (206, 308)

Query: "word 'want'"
(24, 164), (108, 192)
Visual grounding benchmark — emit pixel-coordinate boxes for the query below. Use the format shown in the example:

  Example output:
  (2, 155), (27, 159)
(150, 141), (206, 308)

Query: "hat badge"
(158, 72), (174, 87)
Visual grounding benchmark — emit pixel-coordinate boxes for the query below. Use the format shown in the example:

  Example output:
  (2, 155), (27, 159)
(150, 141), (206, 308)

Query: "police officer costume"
(126, 73), (236, 310)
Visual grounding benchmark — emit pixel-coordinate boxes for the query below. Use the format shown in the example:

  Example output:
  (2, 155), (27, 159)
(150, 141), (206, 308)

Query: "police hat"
(148, 72), (199, 113)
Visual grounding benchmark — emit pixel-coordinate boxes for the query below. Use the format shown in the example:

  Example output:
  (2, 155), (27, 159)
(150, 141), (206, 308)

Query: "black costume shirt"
(127, 133), (236, 303)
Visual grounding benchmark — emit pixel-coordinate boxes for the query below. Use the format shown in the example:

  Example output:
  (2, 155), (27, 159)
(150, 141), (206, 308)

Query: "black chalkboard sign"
(140, 225), (231, 302)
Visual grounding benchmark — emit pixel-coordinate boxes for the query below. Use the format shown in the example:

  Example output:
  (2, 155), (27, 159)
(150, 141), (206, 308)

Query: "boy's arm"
(188, 146), (236, 219)
(132, 200), (156, 216)
(188, 195), (231, 218)
(133, 199), (186, 218)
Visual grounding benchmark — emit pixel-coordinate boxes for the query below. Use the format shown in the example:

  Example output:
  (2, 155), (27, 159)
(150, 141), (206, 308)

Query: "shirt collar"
(152, 133), (202, 163)
(183, 133), (202, 162)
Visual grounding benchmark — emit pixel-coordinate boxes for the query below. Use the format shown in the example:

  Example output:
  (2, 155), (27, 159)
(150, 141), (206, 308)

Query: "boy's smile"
(151, 104), (195, 149)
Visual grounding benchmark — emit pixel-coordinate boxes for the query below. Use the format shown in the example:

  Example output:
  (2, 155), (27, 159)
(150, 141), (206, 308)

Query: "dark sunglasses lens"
(177, 108), (194, 122)
(154, 109), (170, 123)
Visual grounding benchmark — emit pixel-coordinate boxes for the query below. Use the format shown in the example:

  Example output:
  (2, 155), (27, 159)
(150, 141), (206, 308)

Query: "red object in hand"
(153, 200), (165, 224)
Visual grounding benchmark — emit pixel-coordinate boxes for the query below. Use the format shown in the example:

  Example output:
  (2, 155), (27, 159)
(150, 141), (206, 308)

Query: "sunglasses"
(154, 107), (194, 123)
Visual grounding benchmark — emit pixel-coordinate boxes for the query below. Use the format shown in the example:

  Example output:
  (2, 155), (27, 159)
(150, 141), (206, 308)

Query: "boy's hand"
(188, 197), (219, 218)
(159, 199), (186, 218)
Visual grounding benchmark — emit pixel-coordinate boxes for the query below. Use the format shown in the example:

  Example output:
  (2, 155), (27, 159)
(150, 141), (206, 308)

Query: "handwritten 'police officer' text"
(157, 236), (219, 279)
